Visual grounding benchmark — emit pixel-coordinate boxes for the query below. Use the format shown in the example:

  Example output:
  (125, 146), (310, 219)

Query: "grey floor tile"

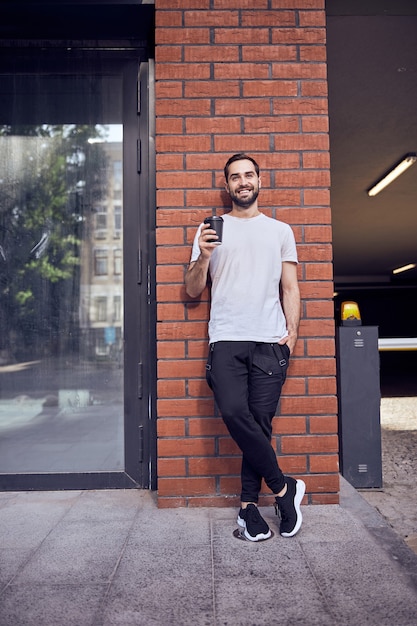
(0, 584), (107, 626)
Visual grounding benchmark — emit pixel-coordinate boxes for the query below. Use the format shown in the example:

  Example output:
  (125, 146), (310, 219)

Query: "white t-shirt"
(190, 213), (298, 343)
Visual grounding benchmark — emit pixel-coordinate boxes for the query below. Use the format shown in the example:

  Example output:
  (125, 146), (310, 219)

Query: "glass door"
(0, 49), (154, 489)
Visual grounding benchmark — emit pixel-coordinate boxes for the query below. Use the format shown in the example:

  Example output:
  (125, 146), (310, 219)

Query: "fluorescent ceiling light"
(367, 154), (417, 196)
(392, 263), (416, 275)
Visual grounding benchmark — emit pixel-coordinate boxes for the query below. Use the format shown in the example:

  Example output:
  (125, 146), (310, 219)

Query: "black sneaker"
(274, 477), (305, 537)
(237, 504), (272, 542)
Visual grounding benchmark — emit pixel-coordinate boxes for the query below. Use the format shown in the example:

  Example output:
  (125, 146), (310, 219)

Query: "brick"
(271, 28), (326, 45)
(156, 135), (211, 153)
(189, 496), (240, 507)
(300, 45), (327, 62)
(273, 417), (306, 434)
(280, 396), (338, 416)
(158, 359), (207, 379)
(184, 45), (239, 62)
(185, 80), (240, 98)
(189, 457), (241, 475)
(214, 63), (270, 80)
(157, 303), (186, 322)
(187, 300), (210, 320)
(304, 474), (339, 494)
(301, 81), (328, 97)
(304, 226), (332, 243)
(187, 379), (211, 398)
(244, 116), (299, 134)
(157, 171), (212, 189)
(297, 244), (332, 262)
(158, 437), (215, 457)
(307, 377), (337, 395)
(302, 119), (329, 135)
(214, 28), (270, 44)
(214, 135), (270, 153)
(156, 99), (211, 116)
(157, 398), (214, 417)
(186, 117), (241, 134)
(274, 98), (328, 115)
(281, 435), (338, 455)
(290, 358), (335, 377)
(215, 98), (271, 116)
(303, 188), (330, 206)
(184, 10), (239, 27)
(298, 10), (326, 27)
(274, 133), (329, 152)
(306, 338), (335, 357)
(156, 265), (184, 283)
(242, 45), (297, 62)
(282, 377), (307, 395)
(311, 493), (339, 505)
(244, 80), (297, 98)
(157, 418), (186, 437)
(276, 170), (331, 188)
(187, 340), (210, 358)
(156, 118), (183, 135)
(272, 63), (327, 79)
(157, 246), (189, 265)
(299, 283), (334, 301)
(270, 0), (324, 7)
(156, 190), (184, 207)
(188, 417), (227, 436)
(156, 28), (210, 45)
(156, 154), (184, 171)
(155, 46), (183, 63)
(310, 415), (338, 434)
(279, 455), (307, 474)
(219, 477), (241, 496)
(155, 10), (183, 27)
(157, 340), (186, 359)
(157, 0), (210, 8)
(305, 300), (335, 319)
(155, 81), (183, 99)
(156, 227), (185, 246)
(157, 458), (186, 477)
(158, 477), (216, 496)
(157, 497), (187, 508)
(213, 0), (268, 7)
(241, 10), (295, 27)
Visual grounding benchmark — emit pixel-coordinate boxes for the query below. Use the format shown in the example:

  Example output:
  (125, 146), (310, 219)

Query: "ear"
(259, 177), (262, 189)
(224, 178), (230, 193)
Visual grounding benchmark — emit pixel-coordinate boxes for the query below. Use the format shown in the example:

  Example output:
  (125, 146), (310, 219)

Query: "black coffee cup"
(203, 215), (223, 245)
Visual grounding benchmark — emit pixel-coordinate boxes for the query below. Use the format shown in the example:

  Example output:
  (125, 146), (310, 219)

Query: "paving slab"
(0, 484), (417, 626)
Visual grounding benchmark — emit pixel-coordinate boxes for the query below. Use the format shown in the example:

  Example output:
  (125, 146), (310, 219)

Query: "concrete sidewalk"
(1, 477), (417, 626)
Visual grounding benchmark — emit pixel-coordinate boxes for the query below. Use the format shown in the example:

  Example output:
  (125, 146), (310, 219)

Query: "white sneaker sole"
(237, 514), (272, 542)
(280, 479), (306, 538)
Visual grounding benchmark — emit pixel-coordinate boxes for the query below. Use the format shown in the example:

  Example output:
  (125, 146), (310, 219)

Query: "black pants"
(206, 341), (290, 503)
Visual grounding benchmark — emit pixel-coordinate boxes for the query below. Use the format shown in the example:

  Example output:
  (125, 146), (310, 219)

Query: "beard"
(229, 185), (259, 208)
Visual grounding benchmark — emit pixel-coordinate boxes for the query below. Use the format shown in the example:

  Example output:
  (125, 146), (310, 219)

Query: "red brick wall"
(155, 0), (339, 507)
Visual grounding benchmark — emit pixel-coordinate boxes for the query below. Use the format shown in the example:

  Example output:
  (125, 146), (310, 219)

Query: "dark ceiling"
(326, 0), (417, 287)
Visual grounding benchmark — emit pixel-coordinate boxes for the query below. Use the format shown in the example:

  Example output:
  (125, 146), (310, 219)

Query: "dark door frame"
(0, 4), (156, 491)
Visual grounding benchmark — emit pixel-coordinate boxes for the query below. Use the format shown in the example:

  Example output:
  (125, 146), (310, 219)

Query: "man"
(185, 153), (305, 541)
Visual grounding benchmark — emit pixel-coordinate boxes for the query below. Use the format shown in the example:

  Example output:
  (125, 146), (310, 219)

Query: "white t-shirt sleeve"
(190, 224), (203, 263)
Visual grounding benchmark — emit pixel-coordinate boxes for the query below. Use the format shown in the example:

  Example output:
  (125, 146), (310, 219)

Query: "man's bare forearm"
(185, 255), (210, 298)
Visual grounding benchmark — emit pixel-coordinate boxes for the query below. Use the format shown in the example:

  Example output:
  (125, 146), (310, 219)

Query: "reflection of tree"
(0, 125), (108, 361)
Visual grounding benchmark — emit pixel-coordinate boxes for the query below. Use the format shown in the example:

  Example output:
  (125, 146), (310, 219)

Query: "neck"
(230, 203), (261, 218)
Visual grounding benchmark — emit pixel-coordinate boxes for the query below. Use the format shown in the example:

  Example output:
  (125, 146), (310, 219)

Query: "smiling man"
(185, 153), (305, 542)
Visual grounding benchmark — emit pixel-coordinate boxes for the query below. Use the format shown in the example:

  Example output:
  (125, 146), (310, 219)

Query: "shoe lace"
(274, 500), (288, 522)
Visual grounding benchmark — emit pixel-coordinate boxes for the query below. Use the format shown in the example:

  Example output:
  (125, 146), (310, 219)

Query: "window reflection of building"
(79, 135), (123, 361)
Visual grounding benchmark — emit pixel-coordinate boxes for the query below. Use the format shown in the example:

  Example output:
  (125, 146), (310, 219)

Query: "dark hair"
(223, 153), (260, 181)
